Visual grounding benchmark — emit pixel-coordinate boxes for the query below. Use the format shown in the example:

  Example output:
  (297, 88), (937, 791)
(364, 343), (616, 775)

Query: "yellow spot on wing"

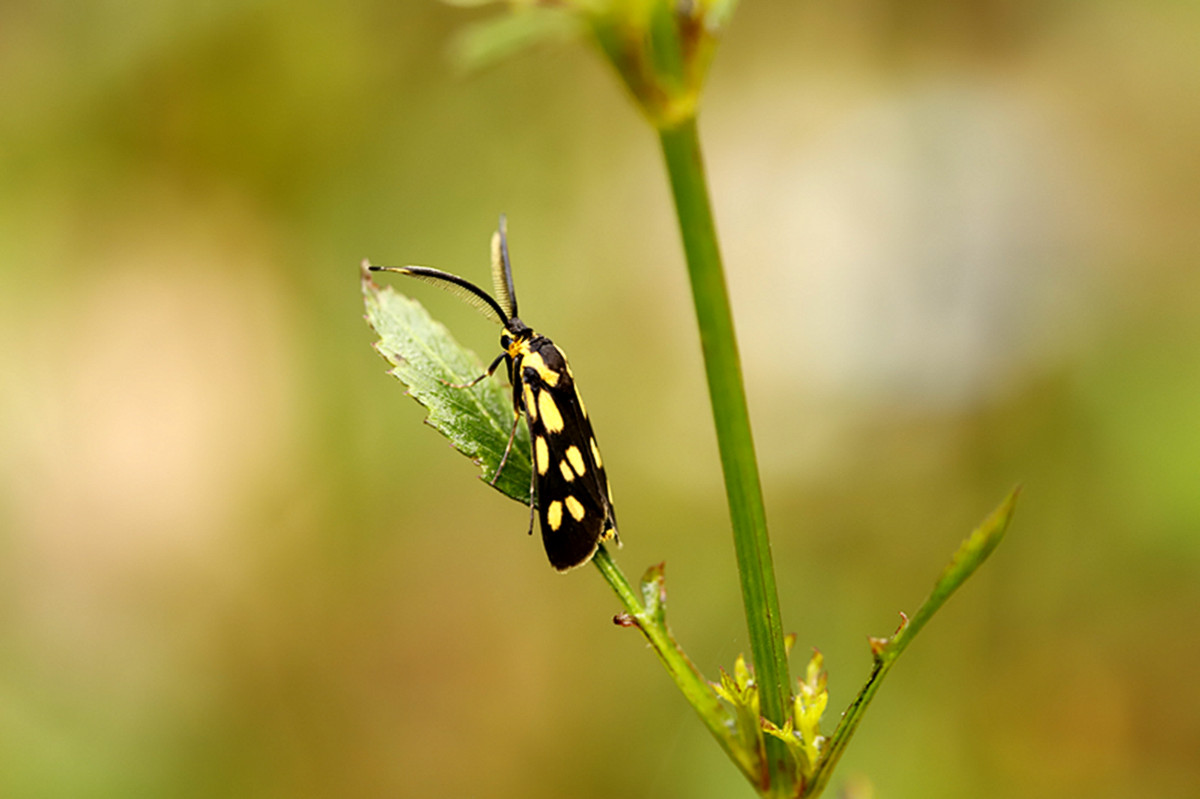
(565, 496), (585, 521)
(559, 461), (574, 482)
(535, 437), (549, 476)
(590, 439), (603, 470)
(538, 391), (564, 432)
(524, 385), (537, 420)
(547, 500), (562, 530)
(566, 446), (586, 476)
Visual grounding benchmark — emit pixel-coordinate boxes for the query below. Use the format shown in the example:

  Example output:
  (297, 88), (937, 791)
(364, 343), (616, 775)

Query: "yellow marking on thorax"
(565, 446), (586, 476)
(538, 391), (564, 433)
(547, 500), (563, 531)
(535, 436), (549, 476)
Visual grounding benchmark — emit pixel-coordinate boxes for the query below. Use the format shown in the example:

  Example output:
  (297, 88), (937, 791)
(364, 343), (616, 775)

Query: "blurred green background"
(2, 1), (1198, 797)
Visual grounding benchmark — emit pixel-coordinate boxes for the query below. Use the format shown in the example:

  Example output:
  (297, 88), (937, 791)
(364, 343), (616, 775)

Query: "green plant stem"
(658, 115), (794, 795)
(591, 547), (757, 783)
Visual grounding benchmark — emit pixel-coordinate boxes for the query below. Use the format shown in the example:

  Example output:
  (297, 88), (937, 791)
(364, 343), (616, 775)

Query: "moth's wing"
(524, 344), (617, 572)
(553, 379), (618, 541)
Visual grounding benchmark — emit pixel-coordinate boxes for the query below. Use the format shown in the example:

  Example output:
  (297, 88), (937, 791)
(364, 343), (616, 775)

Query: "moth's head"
(506, 317), (532, 338)
(501, 319), (533, 357)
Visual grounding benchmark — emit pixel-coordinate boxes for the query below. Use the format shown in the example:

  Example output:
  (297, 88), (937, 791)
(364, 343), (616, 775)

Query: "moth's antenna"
(369, 265), (508, 326)
(490, 214), (519, 320)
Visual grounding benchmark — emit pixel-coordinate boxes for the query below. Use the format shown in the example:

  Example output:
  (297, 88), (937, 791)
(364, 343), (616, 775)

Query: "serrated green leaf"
(362, 265), (532, 505)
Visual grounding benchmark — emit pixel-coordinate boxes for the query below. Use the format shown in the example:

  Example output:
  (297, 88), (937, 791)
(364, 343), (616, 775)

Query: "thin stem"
(658, 116), (794, 795)
(591, 547), (757, 784)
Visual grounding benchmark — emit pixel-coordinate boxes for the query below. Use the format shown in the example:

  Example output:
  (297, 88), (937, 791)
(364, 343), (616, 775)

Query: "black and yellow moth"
(370, 217), (619, 572)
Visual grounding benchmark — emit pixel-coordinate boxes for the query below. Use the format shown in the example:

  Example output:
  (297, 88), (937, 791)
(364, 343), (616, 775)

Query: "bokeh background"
(2, 1), (1198, 797)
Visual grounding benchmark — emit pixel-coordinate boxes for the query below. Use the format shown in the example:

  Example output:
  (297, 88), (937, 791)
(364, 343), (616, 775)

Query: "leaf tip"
(639, 562), (668, 620)
(641, 561), (667, 584)
(997, 483), (1022, 520)
(360, 258), (378, 289)
(966, 486), (1022, 560)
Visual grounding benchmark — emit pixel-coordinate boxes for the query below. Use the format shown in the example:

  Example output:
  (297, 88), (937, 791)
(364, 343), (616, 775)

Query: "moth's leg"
(441, 352), (506, 389)
(489, 362), (524, 487)
(492, 410), (520, 484)
(527, 445), (537, 535)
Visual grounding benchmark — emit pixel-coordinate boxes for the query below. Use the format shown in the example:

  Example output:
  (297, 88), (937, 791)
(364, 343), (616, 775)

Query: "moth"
(370, 217), (619, 572)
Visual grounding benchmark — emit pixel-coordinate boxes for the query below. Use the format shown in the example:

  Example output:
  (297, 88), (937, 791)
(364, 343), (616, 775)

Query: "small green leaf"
(807, 488), (1020, 797)
(885, 486), (1021, 659)
(639, 562), (668, 626)
(793, 649), (827, 780)
(451, 6), (581, 71)
(362, 264), (532, 504)
(712, 654), (768, 786)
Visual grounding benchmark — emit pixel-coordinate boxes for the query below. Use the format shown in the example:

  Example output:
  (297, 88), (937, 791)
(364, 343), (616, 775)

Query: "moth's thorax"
(515, 336), (572, 392)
